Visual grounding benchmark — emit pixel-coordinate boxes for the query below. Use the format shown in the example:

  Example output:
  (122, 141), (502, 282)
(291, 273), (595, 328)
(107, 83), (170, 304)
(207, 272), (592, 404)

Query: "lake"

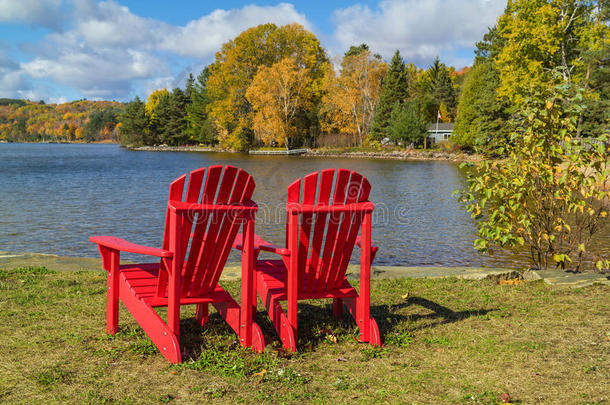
(2, 143), (602, 269)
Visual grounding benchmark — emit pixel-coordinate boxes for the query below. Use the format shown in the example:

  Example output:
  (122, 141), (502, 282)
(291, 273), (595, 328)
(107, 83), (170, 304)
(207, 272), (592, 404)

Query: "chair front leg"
(99, 245), (120, 334)
(167, 209), (182, 339)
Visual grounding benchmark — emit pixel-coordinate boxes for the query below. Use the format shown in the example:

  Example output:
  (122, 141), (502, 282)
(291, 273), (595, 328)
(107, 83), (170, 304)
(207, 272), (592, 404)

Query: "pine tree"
(184, 73), (195, 101)
(385, 100), (427, 146)
(427, 57), (456, 119)
(369, 50), (408, 140)
(185, 66), (217, 144)
(118, 97), (148, 146)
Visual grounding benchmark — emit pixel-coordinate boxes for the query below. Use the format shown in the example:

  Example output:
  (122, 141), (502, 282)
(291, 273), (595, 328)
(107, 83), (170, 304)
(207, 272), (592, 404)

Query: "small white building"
(427, 123), (454, 144)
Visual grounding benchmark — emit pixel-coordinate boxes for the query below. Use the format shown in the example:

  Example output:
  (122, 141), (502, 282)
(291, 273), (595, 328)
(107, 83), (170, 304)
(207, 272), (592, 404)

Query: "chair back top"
(162, 165), (255, 297)
(286, 168), (372, 293)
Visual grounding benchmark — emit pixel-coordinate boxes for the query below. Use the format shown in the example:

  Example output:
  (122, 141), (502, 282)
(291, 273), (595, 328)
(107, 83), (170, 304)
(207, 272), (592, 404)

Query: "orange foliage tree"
(319, 50), (388, 145)
(246, 57), (313, 148)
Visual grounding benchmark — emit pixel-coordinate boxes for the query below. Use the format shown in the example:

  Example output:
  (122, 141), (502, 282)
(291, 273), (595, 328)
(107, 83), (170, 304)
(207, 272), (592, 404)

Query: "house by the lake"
(427, 123), (454, 143)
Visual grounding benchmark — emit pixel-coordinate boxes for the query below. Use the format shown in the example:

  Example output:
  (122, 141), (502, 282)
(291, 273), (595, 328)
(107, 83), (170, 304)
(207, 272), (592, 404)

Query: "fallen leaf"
(253, 369), (267, 383)
(499, 278), (524, 285)
(499, 392), (511, 403)
(401, 292), (409, 299)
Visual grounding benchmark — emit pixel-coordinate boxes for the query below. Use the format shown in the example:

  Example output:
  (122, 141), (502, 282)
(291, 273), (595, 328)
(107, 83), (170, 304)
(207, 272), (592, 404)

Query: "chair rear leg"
(332, 298), (343, 319)
(261, 294), (296, 351)
(344, 296), (380, 346)
(196, 303), (209, 325)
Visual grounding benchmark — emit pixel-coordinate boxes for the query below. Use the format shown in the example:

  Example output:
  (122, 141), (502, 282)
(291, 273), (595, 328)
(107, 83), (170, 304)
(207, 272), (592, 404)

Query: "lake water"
(1, 143), (605, 269)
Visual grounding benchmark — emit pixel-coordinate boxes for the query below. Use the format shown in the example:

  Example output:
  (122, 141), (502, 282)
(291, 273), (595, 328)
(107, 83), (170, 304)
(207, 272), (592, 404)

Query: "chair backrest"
(160, 165), (255, 298)
(286, 168), (372, 294)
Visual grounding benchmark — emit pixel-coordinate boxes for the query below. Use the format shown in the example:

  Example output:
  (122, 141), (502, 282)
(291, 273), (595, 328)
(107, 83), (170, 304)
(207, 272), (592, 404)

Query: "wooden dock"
(248, 148), (307, 155)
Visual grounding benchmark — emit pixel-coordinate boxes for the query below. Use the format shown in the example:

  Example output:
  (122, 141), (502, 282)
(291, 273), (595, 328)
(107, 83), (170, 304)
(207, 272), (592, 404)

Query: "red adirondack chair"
(89, 165), (264, 363)
(251, 168), (381, 351)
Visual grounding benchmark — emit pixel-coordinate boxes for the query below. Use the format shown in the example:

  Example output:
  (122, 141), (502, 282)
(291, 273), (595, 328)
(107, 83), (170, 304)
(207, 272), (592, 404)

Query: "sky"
(0, 0), (506, 103)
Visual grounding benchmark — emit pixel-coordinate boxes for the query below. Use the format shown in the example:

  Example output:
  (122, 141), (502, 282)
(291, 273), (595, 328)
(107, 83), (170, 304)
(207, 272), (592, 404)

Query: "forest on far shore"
(1, 0), (608, 156)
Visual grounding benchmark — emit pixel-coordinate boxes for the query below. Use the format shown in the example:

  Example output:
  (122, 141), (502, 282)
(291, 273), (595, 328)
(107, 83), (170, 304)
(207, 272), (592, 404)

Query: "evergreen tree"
(427, 57), (457, 119)
(184, 73), (195, 102)
(385, 101), (427, 146)
(118, 97), (148, 146)
(154, 88), (188, 145)
(185, 66), (217, 144)
(370, 50), (408, 140)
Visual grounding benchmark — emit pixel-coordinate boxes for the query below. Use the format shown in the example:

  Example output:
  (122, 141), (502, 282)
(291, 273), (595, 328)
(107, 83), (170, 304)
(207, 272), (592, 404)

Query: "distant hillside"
(0, 99), (126, 142)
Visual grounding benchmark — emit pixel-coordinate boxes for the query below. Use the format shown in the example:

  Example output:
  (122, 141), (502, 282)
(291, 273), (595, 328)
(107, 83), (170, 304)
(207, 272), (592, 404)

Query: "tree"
(145, 88), (169, 119)
(344, 43), (369, 57)
(426, 57), (457, 120)
(495, 0), (600, 107)
(153, 88), (188, 145)
(385, 100), (427, 146)
(119, 97), (148, 146)
(246, 57), (312, 148)
(319, 50), (388, 145)
(370, 50), (409, 141)
(458, 83), (609, 271)
(453, 61), (510, 154)
(185, 66), (217, 144)
(184, 73), (195, 101)
(206, 23), (328, 150)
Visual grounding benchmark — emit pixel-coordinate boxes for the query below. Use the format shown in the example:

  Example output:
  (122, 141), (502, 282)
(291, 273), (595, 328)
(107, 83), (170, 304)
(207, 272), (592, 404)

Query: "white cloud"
(332, 0), (505, 66)
(0, 0), (63, 29)
(11, 0), (314, 100)
(161, 3), (310, 58)
(21, 48), (169, 99)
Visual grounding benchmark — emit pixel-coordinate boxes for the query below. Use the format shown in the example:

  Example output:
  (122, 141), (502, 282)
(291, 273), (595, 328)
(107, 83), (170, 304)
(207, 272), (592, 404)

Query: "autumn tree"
(495, 0), (607, 105)
(206, 23), (328, 150)
(320, 50), (388, 145)
(246, 57), (312, 148)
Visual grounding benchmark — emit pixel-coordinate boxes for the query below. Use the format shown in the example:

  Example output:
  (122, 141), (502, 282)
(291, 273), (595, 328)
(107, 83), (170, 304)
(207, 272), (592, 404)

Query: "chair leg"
(105, 251), (120, 335)
(261, 293), (296, 351)
(196, 303), (209, 325)
(344, 296), (380, 346)
(332, 298), (343, 319)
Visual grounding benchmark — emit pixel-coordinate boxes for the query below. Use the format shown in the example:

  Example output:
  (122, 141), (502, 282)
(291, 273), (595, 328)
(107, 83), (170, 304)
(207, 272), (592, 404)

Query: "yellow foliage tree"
(495, 0), (608, 106)
(246, 58), (312, 148)
(320, 50), (388, 145)
(206, 23), (328, 150)
(145, 88), (169, 119)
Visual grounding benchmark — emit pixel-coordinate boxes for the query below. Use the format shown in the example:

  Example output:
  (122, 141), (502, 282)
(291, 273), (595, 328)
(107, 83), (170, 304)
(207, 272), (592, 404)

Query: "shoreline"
(128, 144), (482, 162)
(1, 251), (607, 287)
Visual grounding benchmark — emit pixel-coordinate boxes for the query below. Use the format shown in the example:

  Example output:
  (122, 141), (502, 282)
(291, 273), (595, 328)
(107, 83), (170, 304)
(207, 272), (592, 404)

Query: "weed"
(360, 346), (387, 361)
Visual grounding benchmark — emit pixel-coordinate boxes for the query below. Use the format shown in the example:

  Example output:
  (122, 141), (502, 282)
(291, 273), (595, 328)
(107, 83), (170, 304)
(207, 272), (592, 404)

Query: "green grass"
(0, 266), (608, 404)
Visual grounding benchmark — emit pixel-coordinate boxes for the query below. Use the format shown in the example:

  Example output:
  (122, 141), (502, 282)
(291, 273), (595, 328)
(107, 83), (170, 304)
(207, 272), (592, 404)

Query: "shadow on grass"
(165, 296), (495, 361)
(376, 296), (495, 333)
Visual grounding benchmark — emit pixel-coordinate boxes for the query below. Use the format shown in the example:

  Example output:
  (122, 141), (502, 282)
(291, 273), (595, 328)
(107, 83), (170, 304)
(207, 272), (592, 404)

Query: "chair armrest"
(233, 234), (291, 256)
(89, 236), (173, 258)
(356, 235), (379, 261)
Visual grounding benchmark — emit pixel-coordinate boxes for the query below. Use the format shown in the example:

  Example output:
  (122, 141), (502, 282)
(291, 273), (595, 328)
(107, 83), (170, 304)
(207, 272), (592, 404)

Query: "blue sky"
(0, 0), (506, 103)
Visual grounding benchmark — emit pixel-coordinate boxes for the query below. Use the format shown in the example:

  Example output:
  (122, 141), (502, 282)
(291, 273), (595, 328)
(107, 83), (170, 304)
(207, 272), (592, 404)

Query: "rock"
(522, 269), (543, 281)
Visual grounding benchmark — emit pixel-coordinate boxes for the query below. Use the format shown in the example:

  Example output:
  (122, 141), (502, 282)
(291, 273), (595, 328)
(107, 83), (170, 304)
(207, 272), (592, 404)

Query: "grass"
(0, 266), (608, 404)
